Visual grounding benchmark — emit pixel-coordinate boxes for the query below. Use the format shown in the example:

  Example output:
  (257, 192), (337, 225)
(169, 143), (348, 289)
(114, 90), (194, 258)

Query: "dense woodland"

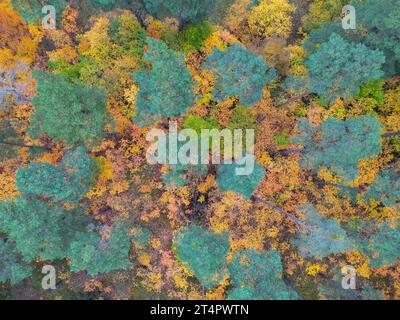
(0, 0), (399, 300)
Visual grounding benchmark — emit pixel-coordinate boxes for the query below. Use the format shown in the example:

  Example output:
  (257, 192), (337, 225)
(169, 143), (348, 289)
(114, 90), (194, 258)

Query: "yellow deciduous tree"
(248, 0), (295, 40)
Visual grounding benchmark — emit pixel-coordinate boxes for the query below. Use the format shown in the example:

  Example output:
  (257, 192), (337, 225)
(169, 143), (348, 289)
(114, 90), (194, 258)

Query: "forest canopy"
(0, 0), (399, 301)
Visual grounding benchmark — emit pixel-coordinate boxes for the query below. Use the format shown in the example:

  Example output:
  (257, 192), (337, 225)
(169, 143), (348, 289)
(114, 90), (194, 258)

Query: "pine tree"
(305, 33), (385, 104)
(216, 155), (265, 199)
(292, 115), (383, 182)
(133, 38), (194, 126)
(0, 239), (32, 285)
(290, 204), (353, 258)
(69, 222), (132, 276)
(28, 70), (106, 147)
(202, 45), (276, 106)
(173, 225), (229, 288)
(0, 198), (90, 262)
(227, 249), (299, 300)
(16, 147), (96, 203)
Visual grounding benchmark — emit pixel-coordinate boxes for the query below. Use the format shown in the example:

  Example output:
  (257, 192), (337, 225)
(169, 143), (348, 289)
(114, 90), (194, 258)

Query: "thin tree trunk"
(0, 140), (49, 150)
(253, 196), (313, 234)
(279, 149), (306, 156)
(314, 178), (359, 192)
(277, 92), (309, 108)
(382, 131), (400, 138)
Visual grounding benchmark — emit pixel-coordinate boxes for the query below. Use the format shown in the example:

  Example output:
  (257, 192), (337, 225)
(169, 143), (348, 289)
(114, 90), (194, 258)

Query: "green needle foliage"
(360, 223), (400, 268)
(132, 226), (152, 249)
(0, 197), (90, 262)
(354, 0), (400, 77)
(16, 147), (96, 204)
(202, 45), (276, 106)
(364, 167), (400, 208)
(162, 163), (207, 189)
(28, 70), (106, 147)
(292, 115), (383, 182)
(216, 155), (265, 199)
(133, 38), (194, 127)
(87, 0), (131, 11)
(69, 222), (132, 276)
(142, 0), (217, 24)
(11, 0), (67, 25)
(302, 20), (350, 54)
(301, 0), (348, 31)
(290, 204), (353, 259)
(0, 239), (32, 285)
(173, 225), (229, 288)
(305, 33), (385, 104)
(227, 249), (299, 300)
(302, 0), (400, 77)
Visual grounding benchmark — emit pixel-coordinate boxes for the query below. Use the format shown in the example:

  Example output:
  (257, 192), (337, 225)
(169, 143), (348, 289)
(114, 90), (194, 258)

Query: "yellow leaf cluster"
(197, 175), (216, 193)
(346, 251), (371, 278)
(306, 263), (323, 276)
(138, 253), (152, 267)
(0, 167), (20, 201)
(248, 0), (295, 39)
(47, 45), (78, 64)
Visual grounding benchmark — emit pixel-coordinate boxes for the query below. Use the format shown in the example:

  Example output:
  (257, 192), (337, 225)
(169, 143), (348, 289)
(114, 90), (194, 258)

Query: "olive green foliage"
(292, 115), (383, 182)
(301, 0), (348, 31)
(28, 70), (106, 147)
(163, 21), (214, 52)
(0, 239), (32, 285)
(227, 249), (299, 300)
(69, 222), (132, 276)
(0, 198), (89, 262)
(183, 115), (218, 135)
(109, 13), (147, 57)
(0, 121), (25, 162)
(274, 132), (290, 148)
(216, 155), (265, 199)
(16, 147), (96, 203)
(319, 269), (384, 300)
(54, 12), (146, 86)
(356, 80), (386, 106)
(290, 204), (353, 258)
(173, 225), (229, 288)
(226, 105), (257, 131)
(364, 167), (400, 208)
(133, 38), (195, 126)
(305, 34), (385, 104)
(202, 45), (276, 106)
